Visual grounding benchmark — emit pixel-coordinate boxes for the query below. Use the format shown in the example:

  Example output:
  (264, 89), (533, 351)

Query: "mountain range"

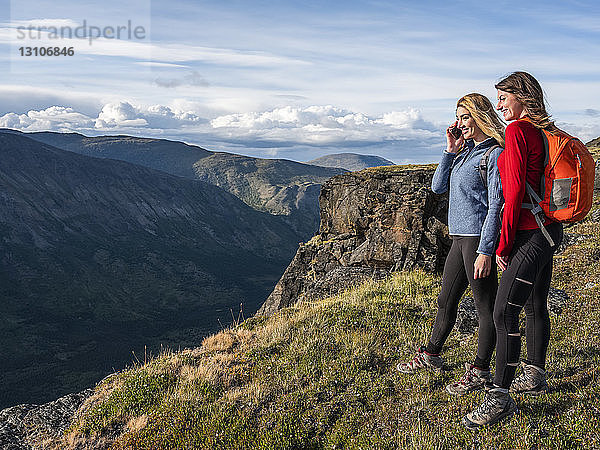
(1, 129), (346, 240)
(0, 131), (300, 408)
(0, 128), (400, 409)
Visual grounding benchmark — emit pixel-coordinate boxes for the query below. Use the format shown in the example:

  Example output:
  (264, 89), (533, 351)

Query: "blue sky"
(1, 0), (599, 163)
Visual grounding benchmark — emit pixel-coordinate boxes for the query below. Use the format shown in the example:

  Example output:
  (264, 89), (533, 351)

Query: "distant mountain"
(3, 130), (211, 178)
(0, 132), (299, 408)
(307, 153), (395, 171)
(192, 153), (343, 237)
(3, 130), (346, 239)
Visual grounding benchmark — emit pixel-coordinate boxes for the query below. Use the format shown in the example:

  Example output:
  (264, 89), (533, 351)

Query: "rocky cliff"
(584, 139), (600, 192)
(259, 140), (600, 316)
(0, 390), (92, 449)
(258, 165), (450, 315)
(591, 145), (600, 193)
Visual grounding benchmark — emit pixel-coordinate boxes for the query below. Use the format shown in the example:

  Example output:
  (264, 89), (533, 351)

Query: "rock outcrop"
(0, 390), (92, 449)
(258, 165), (450, 315)
(587, 140), (600, 193)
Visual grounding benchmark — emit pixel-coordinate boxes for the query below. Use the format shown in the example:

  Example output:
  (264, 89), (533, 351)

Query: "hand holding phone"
(450, 126), (462, 139)
(445, 121), (463, 153)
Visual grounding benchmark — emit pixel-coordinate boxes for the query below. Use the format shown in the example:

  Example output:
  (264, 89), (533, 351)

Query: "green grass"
(63, 198), (600, 449)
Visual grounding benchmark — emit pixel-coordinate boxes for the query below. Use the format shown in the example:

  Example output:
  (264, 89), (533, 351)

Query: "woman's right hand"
(445, 121), (464, 154)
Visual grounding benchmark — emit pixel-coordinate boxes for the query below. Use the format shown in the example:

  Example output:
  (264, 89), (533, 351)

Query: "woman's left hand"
(496, 255), (509, 271)
(474, 254), (492, 279)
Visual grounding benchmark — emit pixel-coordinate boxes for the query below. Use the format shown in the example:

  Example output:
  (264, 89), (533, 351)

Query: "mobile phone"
(450, 127), (462, 139)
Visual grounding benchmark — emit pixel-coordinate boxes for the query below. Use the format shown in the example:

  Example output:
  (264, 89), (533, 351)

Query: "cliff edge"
(258, 165), (450, 315)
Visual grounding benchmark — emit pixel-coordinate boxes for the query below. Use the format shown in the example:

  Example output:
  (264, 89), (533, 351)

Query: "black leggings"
(493, 222), (563, 388)
(426, 236), (497, 370)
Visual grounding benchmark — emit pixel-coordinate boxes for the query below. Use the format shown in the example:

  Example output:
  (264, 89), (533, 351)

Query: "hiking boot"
(397, 345), (443, 374)
(446, 362), (491, 396)
(509, 362), (549, 395)
(462, 387), (517, 429)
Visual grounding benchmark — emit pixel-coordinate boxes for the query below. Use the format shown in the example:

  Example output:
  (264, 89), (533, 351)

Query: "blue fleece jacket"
(431, 138), (504, 256)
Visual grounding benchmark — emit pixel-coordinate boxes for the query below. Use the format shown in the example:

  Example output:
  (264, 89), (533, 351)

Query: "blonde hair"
(457, 93), (506, 147)
(495, 71), (555, 130)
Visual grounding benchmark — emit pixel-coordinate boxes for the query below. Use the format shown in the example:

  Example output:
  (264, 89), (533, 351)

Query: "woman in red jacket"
(464, 72), (564, 428)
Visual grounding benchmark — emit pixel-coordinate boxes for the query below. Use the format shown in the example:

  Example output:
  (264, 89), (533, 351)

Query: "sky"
(0, 0), (599, 163)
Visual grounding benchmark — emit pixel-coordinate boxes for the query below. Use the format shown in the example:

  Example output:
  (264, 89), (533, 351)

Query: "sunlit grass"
(63, 197), (600, 449)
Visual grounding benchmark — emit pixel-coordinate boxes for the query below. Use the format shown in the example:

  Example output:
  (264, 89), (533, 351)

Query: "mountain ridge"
(3, 129), (346, 239)
(0, 132), (299, 409)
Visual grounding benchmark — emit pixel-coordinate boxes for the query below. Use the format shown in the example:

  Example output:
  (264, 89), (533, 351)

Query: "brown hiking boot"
(509, 362), (549, 395)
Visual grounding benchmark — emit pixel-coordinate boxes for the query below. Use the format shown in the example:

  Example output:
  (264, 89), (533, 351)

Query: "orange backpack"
(523, 127), (596, 246)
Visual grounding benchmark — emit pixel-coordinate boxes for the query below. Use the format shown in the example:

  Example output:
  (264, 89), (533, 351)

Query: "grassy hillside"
(58, 195), (600, 449)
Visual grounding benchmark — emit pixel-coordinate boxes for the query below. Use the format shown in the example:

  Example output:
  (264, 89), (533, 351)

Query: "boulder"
(0, 390), (92, 449)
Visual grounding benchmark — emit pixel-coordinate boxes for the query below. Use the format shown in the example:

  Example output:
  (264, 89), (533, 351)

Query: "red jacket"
(496, 119), (553, 258)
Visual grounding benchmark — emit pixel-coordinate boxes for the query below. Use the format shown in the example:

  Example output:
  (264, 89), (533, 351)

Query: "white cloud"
(93, 102), (206, 129)
(209, 105), (439, 145)
(0, 106), (94, 131)
(0, 102), (442, 145)
(378, 109), (438, 131)
(142, 104), (205, 128)
(0, 102), (450, 162)
(0, 23), (309, 68)
(0, 102), (205, 132)
(136, 61), (189, 68)
(94, 102), (147, 128)
(0, 102), (448, 162)
(557, 121), (600, 144)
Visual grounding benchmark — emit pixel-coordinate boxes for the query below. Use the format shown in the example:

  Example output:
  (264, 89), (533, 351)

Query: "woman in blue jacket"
(397, 93), (505, 395)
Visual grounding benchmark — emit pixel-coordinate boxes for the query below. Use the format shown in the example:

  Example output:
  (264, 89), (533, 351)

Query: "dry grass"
(125, 415), (148, 433)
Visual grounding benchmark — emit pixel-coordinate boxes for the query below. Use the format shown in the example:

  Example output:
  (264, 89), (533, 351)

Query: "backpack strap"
(520, 129), (555, 247)
(478, 144), (499, 188)
(522, 183), (555, 247)
(539, 130), (550, 199)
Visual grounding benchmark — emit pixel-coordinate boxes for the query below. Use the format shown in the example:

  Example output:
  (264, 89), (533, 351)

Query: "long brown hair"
(456, 93), (506, 147)
(495, 71), (555, 130)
